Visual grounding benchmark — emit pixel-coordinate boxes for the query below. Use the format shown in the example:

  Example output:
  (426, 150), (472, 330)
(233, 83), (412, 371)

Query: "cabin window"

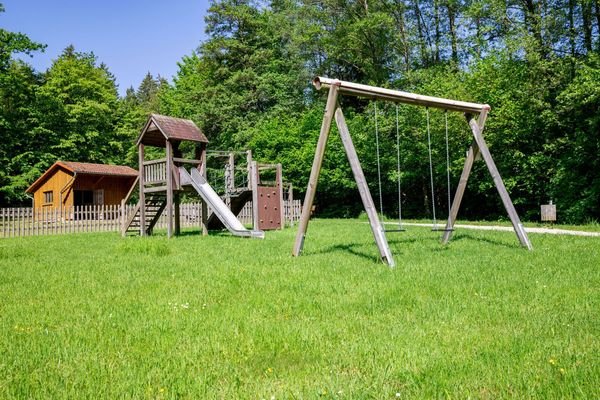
(43, 190), (53, 204)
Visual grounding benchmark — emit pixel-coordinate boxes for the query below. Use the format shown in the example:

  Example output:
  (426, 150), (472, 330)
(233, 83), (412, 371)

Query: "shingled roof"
(26, 161), (137, 194)
(137, 114), (208, 147)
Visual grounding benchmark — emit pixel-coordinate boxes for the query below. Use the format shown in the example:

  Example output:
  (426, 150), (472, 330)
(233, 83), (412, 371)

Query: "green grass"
(1, 219), (598, 399)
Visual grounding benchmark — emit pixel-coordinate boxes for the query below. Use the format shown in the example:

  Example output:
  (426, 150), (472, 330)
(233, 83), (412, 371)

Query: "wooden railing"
(0, 200), (302, 238)
(143, 159), (167, 184)
(143, 158), (202, 189)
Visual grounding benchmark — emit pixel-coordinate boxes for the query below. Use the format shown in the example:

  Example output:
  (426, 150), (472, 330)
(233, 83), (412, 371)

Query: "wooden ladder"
(123, 192), (167, 235)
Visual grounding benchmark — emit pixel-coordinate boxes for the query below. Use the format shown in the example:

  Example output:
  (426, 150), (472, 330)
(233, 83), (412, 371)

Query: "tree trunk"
(581, 0), (593, 53)
(523, 0), (546, 57)
(392, 0), (411, 71)
(414, 0), (429, 66)
(475, 16), (482, 59)
(569, 0), (577, 57)
(596, 0), (600, 50)
(434, 0), (441, 63)
(447, 0), (459, 64)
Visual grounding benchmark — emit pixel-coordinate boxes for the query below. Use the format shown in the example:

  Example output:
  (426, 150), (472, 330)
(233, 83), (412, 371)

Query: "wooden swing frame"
(292, 77), (533, 267)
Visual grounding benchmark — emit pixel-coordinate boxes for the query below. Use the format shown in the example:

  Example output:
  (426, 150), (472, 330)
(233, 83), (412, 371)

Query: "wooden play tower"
(123, 114), (209, 237)
(122, 114), (281, 238)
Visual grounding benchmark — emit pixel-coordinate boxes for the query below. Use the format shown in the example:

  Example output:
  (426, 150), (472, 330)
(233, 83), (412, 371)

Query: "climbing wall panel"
(257, 186), (281, 230)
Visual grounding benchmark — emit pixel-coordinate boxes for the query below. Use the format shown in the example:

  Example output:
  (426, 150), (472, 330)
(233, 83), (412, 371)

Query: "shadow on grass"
(310, 242), (378, 262)
(451, 232), (519, 249)
(386, 236), (418, 246)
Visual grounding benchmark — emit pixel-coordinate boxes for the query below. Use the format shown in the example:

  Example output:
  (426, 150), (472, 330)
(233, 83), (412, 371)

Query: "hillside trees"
(161, 0), (307, 148)
(0, 4), (45, 204)
(0, 43), (125, 205)
(161, 0), (600, 221)
(1, 1), (600, 222)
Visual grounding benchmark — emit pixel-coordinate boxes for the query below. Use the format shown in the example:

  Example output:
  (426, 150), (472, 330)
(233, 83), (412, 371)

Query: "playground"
(1, 219), (598, 398)
(3, 0), (600, 397)
(1, 78), (599, 399)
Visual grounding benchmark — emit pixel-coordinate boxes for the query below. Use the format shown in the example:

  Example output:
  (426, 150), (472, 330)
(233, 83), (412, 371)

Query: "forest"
(1, 0), (599, 223)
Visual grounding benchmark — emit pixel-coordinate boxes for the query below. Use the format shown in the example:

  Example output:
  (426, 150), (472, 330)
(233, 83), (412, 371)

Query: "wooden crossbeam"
(313, 77), (488, 114)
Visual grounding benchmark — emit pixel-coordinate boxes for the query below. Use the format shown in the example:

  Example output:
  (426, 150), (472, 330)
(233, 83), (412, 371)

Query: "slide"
(179, 167), (264, 239)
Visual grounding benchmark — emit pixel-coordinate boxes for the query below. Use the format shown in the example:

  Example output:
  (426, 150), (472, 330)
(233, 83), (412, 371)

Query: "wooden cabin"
(26, 161), (138, 209)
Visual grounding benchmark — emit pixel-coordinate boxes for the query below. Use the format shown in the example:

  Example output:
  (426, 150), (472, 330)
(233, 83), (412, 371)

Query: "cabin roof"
(136, 114), (209, 147)
(26, 161), (138, 194)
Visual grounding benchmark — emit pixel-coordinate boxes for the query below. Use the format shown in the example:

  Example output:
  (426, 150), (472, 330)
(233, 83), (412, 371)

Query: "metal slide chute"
(179, 167), (264, 239)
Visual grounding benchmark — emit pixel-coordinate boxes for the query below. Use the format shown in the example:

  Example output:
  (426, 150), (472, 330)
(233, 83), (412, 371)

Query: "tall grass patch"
(1, 220), (598, 398)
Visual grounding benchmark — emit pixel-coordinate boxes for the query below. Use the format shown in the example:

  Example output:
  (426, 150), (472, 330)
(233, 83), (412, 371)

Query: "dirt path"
(383, 222), (600, 237)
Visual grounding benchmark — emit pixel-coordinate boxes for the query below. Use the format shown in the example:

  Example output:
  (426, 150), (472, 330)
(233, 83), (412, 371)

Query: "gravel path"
(383, 222), (600, 237)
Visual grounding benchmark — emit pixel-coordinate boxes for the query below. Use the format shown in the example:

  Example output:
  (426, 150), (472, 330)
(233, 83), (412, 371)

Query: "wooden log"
(313, 76), (487, 114)
(293, 83), (340, 257)
(467, 115), (533, 250)
(172, 157), (202, 165)
(441, 140), (479, 244)
(335, 107), (395, 267)
(442, 110), (489, 244)
(166, 139), (174, 238)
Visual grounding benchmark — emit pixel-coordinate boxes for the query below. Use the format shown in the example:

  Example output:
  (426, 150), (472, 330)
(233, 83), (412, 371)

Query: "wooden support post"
(174, 192), (181, 236)
(198, 143), (208, 236)
(166, 140), (174, 238)
(276, 163), (284, 229)
(467, 116), (533, 250)
(288, 184), (294, 227)
(225, 152), (235, 208)
(442, 110), (488, 243)
(246, 150), (253, 190)
(121, 199), (126, 237)
(335, 108), (395, 267)
(293, 83), (339, 257)
(138, 143), (146, 236)
(441, 140), (479, 244)
(251, 161), (260, 231)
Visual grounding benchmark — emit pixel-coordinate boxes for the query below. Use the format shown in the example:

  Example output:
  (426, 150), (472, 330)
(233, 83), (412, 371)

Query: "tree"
(163, 0), (306, 149)
(0, 4), (45, 71)
(34, 46), (121, 165)
(0, 4), (46, 204)
(0, 61), (42, 205)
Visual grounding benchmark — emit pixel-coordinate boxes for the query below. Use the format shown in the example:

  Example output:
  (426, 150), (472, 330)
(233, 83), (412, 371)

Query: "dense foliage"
(1, 1), (599, 223)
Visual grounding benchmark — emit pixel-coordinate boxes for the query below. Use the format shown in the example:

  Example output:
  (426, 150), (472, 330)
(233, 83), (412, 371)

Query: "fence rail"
(0, 200), (302, 238)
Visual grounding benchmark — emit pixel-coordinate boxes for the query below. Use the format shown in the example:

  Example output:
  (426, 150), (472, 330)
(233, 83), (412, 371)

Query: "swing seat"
(385, 228), (406, 233)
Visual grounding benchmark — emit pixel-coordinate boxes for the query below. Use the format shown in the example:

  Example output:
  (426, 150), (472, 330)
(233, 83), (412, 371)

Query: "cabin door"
(93, 189), (104, 205)
(74, 190), (94, 206)
(73, 190), (94, 220)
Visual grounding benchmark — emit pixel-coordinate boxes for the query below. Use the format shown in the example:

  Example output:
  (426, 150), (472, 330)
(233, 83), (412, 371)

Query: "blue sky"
(2, 0), (210, 95)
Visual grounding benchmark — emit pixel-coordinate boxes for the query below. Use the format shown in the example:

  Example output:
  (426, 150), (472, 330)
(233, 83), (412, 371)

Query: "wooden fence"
(0, 200), (302, 238)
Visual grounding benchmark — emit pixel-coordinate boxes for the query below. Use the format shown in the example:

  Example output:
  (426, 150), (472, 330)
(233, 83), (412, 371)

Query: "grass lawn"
(0, 219), (598, 399)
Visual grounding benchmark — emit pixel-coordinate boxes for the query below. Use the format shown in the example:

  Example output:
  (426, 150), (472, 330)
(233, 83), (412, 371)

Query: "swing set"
(293, 77), (533, 267)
